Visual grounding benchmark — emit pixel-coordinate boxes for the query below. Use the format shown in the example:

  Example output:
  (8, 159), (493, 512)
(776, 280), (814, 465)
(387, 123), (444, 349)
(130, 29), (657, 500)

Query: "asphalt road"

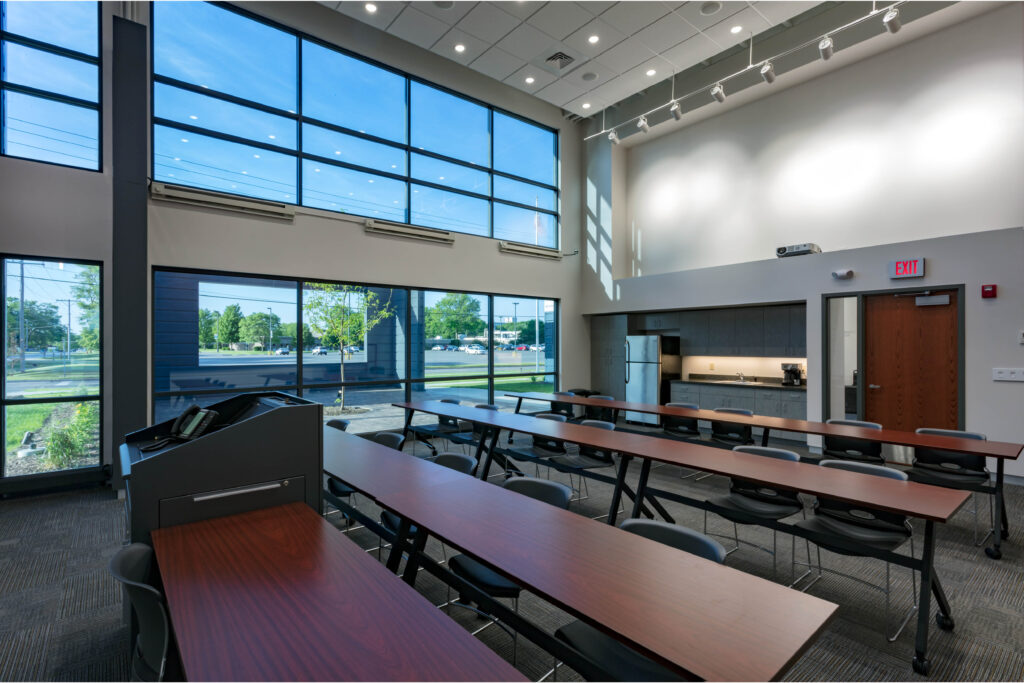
(196, 349), (551, 372)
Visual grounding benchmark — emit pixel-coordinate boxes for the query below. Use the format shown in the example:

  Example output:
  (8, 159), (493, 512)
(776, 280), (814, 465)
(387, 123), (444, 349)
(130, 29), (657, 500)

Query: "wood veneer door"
(863, 289), (958, 431)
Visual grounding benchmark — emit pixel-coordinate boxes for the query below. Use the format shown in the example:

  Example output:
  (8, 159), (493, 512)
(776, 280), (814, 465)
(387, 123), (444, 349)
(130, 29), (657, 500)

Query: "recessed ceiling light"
(700, 1), (722, 16)
(454, 43), (466, 53)
(730, 25), (743, 34)
(368, 179), (374, 183)
(335, 150), (341, 155)
(173, 157), (180, 161)
(646, 68), (657, 77)
(582, 102), (591, 109)
(188, 114), (198, 120)
(439, 176), (445, 180)
(525, 76), (535, 84)
(268, 134), (276, 139)
(314, 168), (320, 172)
(365, 3), (377, 13)
(180, 138), (188, 143)
(253, 154), (260, 158)
(588, 35), (599, 44)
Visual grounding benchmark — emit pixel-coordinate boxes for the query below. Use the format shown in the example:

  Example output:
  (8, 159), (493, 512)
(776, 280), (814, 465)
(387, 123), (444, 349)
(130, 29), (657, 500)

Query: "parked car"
(311, 346), (327, 355)
(514, 344), (529, 351)
(344, 345), (361, 353)
(458, 345), (469, 352)
(274, 348), (290, 355)
(466, 344), (486, 355)
(431, 345), (445, 351)
(499, 344), (515, 351)
(529, 344), (545, 351)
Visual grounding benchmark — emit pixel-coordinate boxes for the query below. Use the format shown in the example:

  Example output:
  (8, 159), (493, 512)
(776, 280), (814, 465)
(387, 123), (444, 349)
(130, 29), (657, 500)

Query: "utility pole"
(13, 259), (44, 372)
(535, 299), (540, 372)
(266, 307), (273, 354)
(57, 298), (72, 378)
(512, 302), (519, 348)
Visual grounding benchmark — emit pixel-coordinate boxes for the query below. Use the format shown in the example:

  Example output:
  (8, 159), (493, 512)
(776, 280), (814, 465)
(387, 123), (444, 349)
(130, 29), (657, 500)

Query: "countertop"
(672, 377), (807, 392)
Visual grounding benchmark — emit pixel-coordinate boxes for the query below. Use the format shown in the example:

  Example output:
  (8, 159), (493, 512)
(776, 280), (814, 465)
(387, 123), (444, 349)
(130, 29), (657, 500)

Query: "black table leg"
(630, 459), (652, 519)
(509, 398), (523, 444)
(401, 408), (413, 439)
(477, 427), (501, 480)
(912, 520), (937, 675)
(401, 527), (429, 587)
(931, 571), (955, 631)
(760, 427), (771, 447)
(986, 460), (1006, 559)
(606, 455), (632, 526)
(386, 517), (411, 574)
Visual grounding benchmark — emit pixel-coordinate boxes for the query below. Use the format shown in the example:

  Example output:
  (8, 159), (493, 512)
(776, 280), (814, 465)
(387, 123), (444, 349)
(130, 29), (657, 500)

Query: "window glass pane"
(411, 184), (488, 236)
(2, 1), (98, 56)
(493, 375), (555, 411)
(154, 125), (297, 202)
(152, 271), (298, 393)
(412, 290), (489, 380)
(303, 124), (405, 175)
(152, 391), (239, 424)
(494, 176), (556, 211)
(493, 297), (556, 375)
(302, 384), (407, 434)
(493, 111), (556, 186)
(410, 82), (488, 167)
(493, 203), (557, 248)
(5, 401), (100, 476)
(153, 1), (297, 111)
(411, 154), (488, 195)
(2, 91), (98, 169)
(2, 41), (98, 102)
(302, 40), (406, 143)
(4, 259), (100, 399)
(302, 160), (406, 220)
(155, 83), (296, 148)
(301, 283), (407, 384)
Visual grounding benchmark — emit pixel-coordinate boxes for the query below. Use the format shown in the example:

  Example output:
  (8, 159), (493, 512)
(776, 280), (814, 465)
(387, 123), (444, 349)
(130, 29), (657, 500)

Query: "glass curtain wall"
(153, 269), (558, 433)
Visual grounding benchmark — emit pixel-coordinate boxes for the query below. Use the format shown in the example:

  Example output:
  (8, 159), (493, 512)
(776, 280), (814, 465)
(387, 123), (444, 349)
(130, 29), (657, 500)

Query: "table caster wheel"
(936, 613), (955, 631)
(985, 546), (1002, 560)
(912, 656), (931, 676)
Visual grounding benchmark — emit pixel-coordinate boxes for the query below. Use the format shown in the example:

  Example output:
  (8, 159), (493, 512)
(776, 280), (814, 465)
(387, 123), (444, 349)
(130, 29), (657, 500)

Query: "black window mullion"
(296, 281), (304, 394)
(487, 295), (494, 405)
(404, 77), (412, 223)
(154, 118), (296, 155)
(0, 80), (100, 111)
(0, 31), (101, 64)
(296, 36), (303, 210)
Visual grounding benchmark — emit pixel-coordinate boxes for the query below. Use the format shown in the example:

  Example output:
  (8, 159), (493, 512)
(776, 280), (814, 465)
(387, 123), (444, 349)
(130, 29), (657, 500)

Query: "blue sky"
(4, 259), (96, 334)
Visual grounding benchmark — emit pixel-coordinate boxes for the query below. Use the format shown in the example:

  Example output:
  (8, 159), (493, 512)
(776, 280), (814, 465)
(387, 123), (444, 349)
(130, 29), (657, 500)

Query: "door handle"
(624, 340), (630, 384)
(868, 384), (881, 389)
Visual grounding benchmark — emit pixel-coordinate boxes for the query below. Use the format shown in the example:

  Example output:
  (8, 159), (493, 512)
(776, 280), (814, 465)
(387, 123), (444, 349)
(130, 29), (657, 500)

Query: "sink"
(710, 380), (768, 386)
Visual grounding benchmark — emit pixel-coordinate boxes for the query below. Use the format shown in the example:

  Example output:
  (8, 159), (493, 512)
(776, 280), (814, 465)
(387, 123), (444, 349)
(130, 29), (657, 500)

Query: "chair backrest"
(815, 459), (911, 534)
(550, 392), (576, 417)
(326, 418), (350, 432)
(663, 402), (699, 435)
(823, 419), (883, 463)
(364, 431), (406, 451)
(913, 428), (987, 473)
(578, 419), (616, 462)
(457, 404), (499, 438)
(110, 544), (169, 681)
(568, 388), (596, 397)
(503, 476), (572, 509)
(728, 446), (802, 506)
(710, 407), (753, 443)
(619, 519), (726, 564)
(531, 413), (567, 452)
(438, 398), (461, 428)
(583, 395), (616, 422)
(433, 452), (477, 475)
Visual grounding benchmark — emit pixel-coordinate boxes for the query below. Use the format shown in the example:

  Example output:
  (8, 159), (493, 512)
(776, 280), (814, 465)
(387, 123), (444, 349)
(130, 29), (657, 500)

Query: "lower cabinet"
(669, 383), (807, 443)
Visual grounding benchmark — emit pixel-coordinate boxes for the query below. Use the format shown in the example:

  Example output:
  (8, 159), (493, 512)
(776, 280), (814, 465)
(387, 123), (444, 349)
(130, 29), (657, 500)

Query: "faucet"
(736, 371), (745, 382)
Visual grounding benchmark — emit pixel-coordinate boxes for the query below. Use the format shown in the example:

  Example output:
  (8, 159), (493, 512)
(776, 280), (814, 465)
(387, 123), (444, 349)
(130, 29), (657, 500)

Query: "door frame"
(820, 284), (965, 428)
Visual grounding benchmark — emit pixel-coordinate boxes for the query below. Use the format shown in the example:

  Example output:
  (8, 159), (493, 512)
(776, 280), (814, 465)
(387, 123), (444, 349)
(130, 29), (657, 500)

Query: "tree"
(72, 267), (101, 352)
(425, 294), (485, 340)
(239, 311), (282, 350)
(6, 297), (64, 353)
(304, 284), (393, 408)
(217, 304), (242, 345)
(280, 322), (315, 350)
(198, 309), (219, 349)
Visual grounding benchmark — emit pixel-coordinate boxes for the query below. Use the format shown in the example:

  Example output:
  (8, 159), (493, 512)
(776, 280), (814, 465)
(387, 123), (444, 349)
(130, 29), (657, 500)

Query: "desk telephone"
(139, 404), (220, 452)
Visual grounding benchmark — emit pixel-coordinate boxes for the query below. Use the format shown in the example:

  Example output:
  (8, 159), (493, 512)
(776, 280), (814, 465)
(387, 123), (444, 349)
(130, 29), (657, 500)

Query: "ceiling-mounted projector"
(776, 243), (822, 257)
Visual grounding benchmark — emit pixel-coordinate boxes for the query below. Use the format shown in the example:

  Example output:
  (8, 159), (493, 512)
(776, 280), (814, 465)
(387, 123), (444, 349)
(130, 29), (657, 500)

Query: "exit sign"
(888, 257), (925, 279)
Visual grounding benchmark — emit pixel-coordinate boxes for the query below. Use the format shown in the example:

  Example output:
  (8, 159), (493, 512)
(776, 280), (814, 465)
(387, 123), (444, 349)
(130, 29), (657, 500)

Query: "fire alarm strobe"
(776, 243), (822, 257)
(981, 285), (997, 299)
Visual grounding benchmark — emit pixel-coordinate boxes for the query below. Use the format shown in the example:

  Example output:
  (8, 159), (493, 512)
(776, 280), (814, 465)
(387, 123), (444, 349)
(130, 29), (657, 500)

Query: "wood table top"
(398, 401), (970, 522)
(387, 476), (837, 681)
(506, 392), (1024, 461)
(151, 503), (525, 682)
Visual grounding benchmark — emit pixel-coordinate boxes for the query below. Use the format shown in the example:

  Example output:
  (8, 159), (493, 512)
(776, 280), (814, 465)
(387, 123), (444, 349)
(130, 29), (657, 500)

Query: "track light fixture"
(608, 129), (620, 145)
(818, 35), (834, 61)
(669, 100), (682, 120)
(760, 61), (776, 84)
(637, 116), (650, 133)
(883, 7), (901, 33)
(710, 83), (726, 103)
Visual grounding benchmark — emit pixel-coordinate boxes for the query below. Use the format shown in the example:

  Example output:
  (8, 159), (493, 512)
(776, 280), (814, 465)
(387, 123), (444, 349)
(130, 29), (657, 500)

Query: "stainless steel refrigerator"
(625, 335), (661, 424)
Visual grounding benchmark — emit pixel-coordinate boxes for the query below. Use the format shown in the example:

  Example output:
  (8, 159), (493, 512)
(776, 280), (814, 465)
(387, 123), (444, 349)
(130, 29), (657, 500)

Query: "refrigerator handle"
(624, 339), (630, 384)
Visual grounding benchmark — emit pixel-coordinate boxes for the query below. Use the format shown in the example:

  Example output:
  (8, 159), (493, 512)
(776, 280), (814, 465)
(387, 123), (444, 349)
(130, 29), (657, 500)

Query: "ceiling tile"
(750, 1), (820, 27)
(634, 12), (698, 53)
(316, 1), (341, 9)
(563, 17), (626, 59)
(670, 1), (746, 32)
(565, 93), (612, 118)
(431, 28), (489, 65)
(469, 46), (525, 81)
(336, 1), (406, 30)
(388, 6), (451, 49)
(496, 22), (557, 60)
(412, 0), (476, 25)
(620, 56), (671, 86)
(535, 79), (586, 106)
(660, 31), (720, 70)
(578, 1), (616, 15)
(597, 36), (655, 74)
(560, 59), (617, 91)
(598, 2), (670, 35)
(588, 75), (642, 105)
(499, 1), (546, 21)
(503, 64), (557, 92)
(527, 2), (594, 40)
(700, 6), (771, 48)
(456, 3), (522, 43)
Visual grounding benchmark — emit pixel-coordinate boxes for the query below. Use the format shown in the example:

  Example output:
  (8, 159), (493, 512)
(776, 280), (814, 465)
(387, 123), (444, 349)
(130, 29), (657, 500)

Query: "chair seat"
(445, 431), (481, 444)
(555, 620), (687, 682)
(380, 509), (417, 538)
(707, 493), (803, 523)
(822, 449), (884, 464)
(410, 423), (460, 436)
(548, 453), (614, 470)
(664, 426), (700, 437)
(326, 477), (354, 498)
(448, 555), (520, 599)
(506, 445), (563, 462)
(907, 465), (989, 489)
(796, 516), (909, 555)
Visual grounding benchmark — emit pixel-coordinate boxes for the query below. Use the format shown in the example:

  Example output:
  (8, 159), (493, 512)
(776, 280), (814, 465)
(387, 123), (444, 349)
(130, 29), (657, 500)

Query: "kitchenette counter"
(673, 377), (807, 392)
(670, 378), (808, 442)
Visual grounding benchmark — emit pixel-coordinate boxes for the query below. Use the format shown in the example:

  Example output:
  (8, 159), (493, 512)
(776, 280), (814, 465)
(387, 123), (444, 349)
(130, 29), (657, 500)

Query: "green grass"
(5, 354), (99, 382)
(428, 376), (554, 393)
(5, 403), (54, 454)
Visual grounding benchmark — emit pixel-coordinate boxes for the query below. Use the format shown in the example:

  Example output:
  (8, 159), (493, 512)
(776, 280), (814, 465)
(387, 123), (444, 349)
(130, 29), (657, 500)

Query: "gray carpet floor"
(1, 436), (1021, 681)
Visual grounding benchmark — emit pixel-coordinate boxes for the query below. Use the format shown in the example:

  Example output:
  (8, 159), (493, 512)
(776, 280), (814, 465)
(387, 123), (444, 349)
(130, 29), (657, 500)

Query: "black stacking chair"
(323, 419), (357, 522)
(908, 428), (993, 545)
(505, 413), (568, 476)
(551, 520), (725, 682)
(567, 388), (598, 398)
(663, 402), (702, 478)
(704, 446), (804, 578)
(109, 544), (170, 682)
(549, 391), (577, 420)
(446, 477), (572, 665)
(709, 407), (755, 446)
(576, 395), (615, 423)
(547, 419), (616, 504)
(363, 431), (406, 450)
(326, 418), (350, 432)
(822, 418), (884, 464)
(407, 398), (461, 455)
(794, 460), (917, 642)
(448, 403), (499, 456)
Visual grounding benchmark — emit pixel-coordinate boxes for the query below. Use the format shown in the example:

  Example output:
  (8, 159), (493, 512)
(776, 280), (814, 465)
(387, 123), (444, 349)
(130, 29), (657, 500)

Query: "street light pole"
(535, 299), (540, 373)
(13, 259), (44, 372)
(512, 302), (519, 347)
(57, 298), (72, 378)
(266, 307), (273, 354)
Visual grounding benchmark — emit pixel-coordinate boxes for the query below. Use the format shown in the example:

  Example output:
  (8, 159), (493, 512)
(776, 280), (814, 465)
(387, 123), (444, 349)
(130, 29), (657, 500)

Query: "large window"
(3, 257), (102, 479)
(151, 2), (559, 248)
(153, 269), (558, 433)
(0, 1), (100, 169)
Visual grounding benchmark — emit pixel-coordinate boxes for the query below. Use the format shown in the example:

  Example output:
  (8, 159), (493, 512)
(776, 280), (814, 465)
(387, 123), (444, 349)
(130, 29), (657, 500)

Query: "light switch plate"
(993, 368), (1024, 382)
(1017, 329), (1024, 344)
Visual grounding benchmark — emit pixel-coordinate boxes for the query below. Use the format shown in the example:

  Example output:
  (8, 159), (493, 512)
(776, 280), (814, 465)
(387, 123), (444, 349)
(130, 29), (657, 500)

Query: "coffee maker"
(781, 363), (804, 386)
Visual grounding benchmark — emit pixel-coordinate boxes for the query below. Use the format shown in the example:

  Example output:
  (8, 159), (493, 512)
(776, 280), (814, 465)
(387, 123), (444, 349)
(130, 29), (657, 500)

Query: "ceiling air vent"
(546, 52), (575, 70)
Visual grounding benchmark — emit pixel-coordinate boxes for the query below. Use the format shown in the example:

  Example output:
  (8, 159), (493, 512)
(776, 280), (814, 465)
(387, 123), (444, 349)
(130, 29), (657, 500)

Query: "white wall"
(622, 4), (1024, 276)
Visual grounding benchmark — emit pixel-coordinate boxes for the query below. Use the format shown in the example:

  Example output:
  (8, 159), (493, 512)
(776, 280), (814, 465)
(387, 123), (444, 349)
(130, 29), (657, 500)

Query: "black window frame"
(150, 1), (560, 248)
(0, 1), (103, 172)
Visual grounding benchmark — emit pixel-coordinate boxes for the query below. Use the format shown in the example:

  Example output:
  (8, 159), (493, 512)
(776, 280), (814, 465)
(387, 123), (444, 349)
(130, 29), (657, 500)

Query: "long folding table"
(397, 400), (971, 675)
(507, 391), (1022, 560)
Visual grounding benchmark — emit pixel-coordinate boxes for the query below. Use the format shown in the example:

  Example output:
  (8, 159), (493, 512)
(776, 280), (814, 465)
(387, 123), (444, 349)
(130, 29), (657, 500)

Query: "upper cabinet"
(706, 309), (737, 355)
(735, 307), (764, 356)
(678, 310), (709, 355)
(789, 304), (807, 357)
(693, 304), (806, 357)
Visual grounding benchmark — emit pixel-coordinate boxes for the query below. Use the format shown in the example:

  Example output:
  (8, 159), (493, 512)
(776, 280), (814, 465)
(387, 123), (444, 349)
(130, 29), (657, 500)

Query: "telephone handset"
(170, 404), (219, 441)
